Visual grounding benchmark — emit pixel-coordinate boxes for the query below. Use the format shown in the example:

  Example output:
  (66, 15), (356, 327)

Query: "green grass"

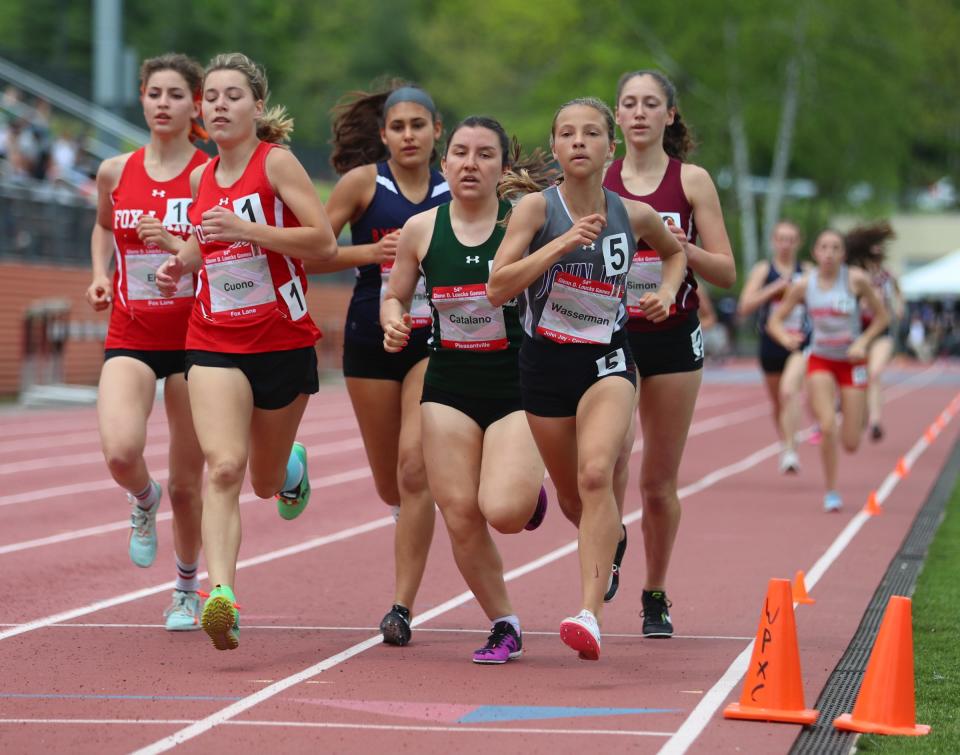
(857, 478), (960, 752)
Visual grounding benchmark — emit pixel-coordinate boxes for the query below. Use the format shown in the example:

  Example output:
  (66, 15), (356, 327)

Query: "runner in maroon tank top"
(604, 70), (735, 637)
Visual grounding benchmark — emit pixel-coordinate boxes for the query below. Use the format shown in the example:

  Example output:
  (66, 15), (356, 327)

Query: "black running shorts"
(104, 349), (186, 380)
(627, 311), (704, 378)
(185, 347), (319, 410)
(421, 382), (522, 432)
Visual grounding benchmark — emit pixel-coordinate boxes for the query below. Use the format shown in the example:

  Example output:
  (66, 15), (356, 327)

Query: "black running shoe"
(603, 526), (627, 603)
(870, 423), (884, 442)
(380, 604), (411, 646)
(641, 589), (673, 637)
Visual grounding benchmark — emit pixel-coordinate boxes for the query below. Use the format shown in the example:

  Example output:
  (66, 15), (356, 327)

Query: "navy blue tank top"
(345, 161), (450, 346)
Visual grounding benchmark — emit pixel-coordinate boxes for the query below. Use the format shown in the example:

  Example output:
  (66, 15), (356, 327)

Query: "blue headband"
(383, 87), (437, 118)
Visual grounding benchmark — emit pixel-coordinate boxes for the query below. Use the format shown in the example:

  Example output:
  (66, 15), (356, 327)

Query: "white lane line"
(658, 381), (956, 755)
(0, 718), (674, 737)
(0, 622), (754, 641)
(0, 400), (767, 553)
(0, 516), (392, 642)
(131, 430), (812, 755)
(0, 438), (367, 510)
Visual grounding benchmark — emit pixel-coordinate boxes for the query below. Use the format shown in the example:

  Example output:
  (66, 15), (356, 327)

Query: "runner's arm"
(737, 261), (786, 317)
(86, 156), (125, 310)
(381, 211), (431, 352)
(766, 276), (807, 351)
(851, 268), (890, 355)
(679, 164), (736, 288)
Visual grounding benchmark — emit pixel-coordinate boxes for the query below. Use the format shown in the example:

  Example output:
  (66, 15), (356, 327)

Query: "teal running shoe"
(164, 590), (201, 632)
(276, 442), (311, 521)
(128, 481), (161, 567)
(201, 585), (240, 651)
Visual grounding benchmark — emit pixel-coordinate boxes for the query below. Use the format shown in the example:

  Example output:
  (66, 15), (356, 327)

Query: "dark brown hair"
(844, 221), (895, 267)
(615, 69), (696, 161)
(139, 53), (206, 142)
(329, 79), (440, 175)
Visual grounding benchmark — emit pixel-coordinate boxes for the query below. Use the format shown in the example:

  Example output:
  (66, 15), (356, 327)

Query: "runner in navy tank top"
(767, 230), (888, 513)
(606, 70), (735, 638)
(86, 54), (207, 633)
(305, 84), (448, 646)
(738, 220), (811, 475)
(489, 98), (685, 661)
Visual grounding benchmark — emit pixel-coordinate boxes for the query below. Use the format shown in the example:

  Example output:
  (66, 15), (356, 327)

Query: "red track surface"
(1, 358), (958, 754)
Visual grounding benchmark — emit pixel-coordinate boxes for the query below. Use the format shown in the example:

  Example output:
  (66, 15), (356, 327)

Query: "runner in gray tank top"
(382, 116), (552, 664)
(488, 97), (684, 662)
(768, 230), (888, 513)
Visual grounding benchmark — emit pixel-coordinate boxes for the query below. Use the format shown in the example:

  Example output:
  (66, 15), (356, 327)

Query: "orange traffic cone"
(834, 596), (930, 736)
(863, 491), (883, 516)
(792, 571), (815, 605)
(924, 426), (937, 443)
(724, 578), (818, 724)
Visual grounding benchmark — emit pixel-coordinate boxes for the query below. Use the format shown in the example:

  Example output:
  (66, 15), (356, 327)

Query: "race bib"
(432, 283), (507, 351)
(596, 347), (627, 376)
(206, 249), (276, 315)
(852, 364), (868, 387)
(381, 262), (431, 328)
(126, 251), (193, 301)
(537, 271), (621, 345)
(626, 250), (662, 318)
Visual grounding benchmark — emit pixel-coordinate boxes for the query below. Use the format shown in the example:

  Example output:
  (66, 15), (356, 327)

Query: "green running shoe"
(276, 442), (311, 520)
(201, 585), (240, 651)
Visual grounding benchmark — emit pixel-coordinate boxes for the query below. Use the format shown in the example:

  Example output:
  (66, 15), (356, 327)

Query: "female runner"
(488, 97), (685, 660)
(738, 220), (810, 473)
(844, 221), (904, 441)
(305, 83), (449, 646)
(157, 52), (337, 650)
(87, 53), (207, 631)
(605, 70), (735, 637)
(383, 116), (550, 664)
(767, 230), (888, 511)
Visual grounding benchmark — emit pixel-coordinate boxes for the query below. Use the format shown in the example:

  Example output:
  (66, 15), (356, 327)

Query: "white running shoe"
(779, 449), (801, 475)
(128, 481), (161, 567)
(164, 590), (202, 631)
(560, 609), (601, 661)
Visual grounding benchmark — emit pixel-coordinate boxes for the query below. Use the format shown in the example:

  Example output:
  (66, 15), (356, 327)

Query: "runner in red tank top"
(156, 53), (337, 651)
(86, 54), (208, 632)
(604, 70), (735, 638)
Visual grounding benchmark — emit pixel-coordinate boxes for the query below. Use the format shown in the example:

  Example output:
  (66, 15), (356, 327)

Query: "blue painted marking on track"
(457, 705), (682, 723)
(0, 693), (242, 702)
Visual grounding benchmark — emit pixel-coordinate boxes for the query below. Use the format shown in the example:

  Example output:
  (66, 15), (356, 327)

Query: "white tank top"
(805, 265), (861, 361)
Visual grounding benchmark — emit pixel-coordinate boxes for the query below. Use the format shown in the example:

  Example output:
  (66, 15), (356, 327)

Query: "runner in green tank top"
(382, 116), (551, 664)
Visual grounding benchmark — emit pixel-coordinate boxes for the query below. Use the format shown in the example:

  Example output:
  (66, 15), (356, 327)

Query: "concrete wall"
(832, 213), (960, 275)
(0, 261), (353, 397)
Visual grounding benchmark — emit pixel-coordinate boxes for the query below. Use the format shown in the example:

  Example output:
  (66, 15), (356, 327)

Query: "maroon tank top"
(603, 157), (699, 332)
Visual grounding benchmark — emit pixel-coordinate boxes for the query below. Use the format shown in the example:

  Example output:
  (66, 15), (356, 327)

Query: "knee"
(819, 417), (838, 438)
(166, 478), (201, 509)
(104, 446), (141, 479)
(641, 478), (676, 512)
(207, 458), (246, 492)
(397, 449), (428, 496)
(841, 436), (861, 454)
(578, 460), (613, 499)
(482, 499), (524, 535)
(440, 501), (482, 541)
(556, 492), (582, 525)
(374, 479), (401, 507)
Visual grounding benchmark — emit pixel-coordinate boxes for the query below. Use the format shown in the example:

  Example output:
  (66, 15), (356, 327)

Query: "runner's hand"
(665, 216), (688, 250)
(371, 230), (400, 265)
(383, 312), (412, 353)
(847, 338), (867, 361)
(779, 332), (804, 352)
(201, 205), (250, 242)
(136, 214), (179, 252)
(637, 290), (672, 323)
(155, 255), (185, 298)
(85, 275), (113, 311)
(560, 213), (605, 254)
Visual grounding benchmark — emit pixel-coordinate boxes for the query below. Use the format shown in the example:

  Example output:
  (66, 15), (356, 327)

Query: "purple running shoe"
(524, 486), (548, 531)
(472, 621), (522, 664)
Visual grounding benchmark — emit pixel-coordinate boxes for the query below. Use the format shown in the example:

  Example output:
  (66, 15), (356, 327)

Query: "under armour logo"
(151, 189), (165, 198)
(218, 198), (229, 206)
(466, 256), (480, 264)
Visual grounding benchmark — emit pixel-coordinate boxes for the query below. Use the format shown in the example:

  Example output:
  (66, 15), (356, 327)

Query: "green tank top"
(420, 201), (521, 398)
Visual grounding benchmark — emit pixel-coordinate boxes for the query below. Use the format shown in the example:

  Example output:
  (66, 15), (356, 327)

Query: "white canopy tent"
(900, 250), (960, 299)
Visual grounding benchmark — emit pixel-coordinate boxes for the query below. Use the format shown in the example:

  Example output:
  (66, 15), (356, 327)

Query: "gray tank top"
(519, 185), (635, 344)
(805, 265), (861, 360)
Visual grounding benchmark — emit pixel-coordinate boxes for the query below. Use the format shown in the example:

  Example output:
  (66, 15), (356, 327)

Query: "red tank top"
(603, 157), (699, 332)
(186, 141), (321, 353)
(105, 147), (207, 350)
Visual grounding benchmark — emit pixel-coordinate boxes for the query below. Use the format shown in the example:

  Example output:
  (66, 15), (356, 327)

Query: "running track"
(1, 358), (958, 754)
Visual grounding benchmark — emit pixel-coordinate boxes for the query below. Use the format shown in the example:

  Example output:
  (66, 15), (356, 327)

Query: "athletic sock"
(493, 614), (521, 637)
(175, 556), (200, 593)
(280, 449), (304, 496)
(390, 505), (401, 523)
(131, 480), (159, 511)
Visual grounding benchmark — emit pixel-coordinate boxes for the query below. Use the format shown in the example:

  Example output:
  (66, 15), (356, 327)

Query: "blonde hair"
(205, 52), (293, 144)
